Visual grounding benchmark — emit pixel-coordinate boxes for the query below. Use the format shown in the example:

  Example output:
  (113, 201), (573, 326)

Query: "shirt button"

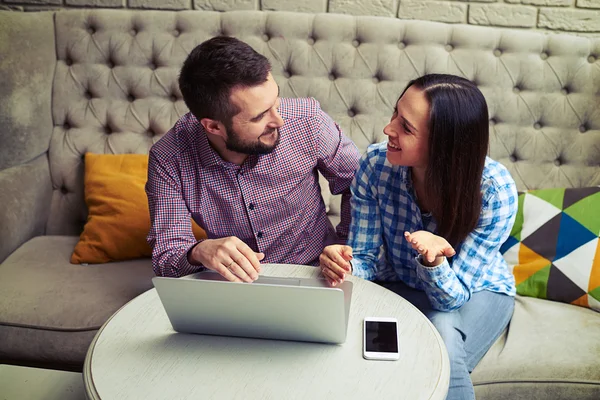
(249, 203), (255, 210)
(257, 231), (263, 239)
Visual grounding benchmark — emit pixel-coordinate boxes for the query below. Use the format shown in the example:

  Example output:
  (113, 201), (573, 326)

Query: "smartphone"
(363, 317), (400, 361)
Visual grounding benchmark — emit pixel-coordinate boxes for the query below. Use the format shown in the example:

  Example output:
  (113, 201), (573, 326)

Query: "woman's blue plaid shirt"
(349, 142), (518, 311)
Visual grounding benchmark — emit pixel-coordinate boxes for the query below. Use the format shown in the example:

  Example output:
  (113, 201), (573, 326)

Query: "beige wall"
(1, 0), (600, 36)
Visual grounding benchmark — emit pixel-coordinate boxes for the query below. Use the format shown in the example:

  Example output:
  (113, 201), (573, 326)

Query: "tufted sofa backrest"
(47, 10), (600, 236)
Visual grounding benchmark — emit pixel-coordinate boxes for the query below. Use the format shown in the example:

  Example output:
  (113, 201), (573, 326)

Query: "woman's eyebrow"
(401, 116), (418, 132)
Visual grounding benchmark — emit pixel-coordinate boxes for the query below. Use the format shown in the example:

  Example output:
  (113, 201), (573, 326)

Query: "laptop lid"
(152, 271), (353, 344)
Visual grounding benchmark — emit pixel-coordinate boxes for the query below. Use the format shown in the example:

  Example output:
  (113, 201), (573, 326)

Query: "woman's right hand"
(319, 245), (353, 286)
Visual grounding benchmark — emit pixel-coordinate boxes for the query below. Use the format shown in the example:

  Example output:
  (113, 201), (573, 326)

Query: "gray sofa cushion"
(473, 296), (600, 399)
(0, 236), (155, 369)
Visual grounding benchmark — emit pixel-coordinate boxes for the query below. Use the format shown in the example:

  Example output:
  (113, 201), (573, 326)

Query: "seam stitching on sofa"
(474, 379), (600, 386)
(0, 322), (101, 332)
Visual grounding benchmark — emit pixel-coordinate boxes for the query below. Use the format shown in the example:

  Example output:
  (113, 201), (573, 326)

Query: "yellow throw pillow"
(71, 153), (206, 264)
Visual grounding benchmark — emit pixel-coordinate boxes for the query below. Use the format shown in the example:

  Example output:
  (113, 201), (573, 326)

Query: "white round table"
(84, 264), (449, 399)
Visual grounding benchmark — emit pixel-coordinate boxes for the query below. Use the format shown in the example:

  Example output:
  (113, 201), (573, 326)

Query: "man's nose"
(272, 110), (284, 127)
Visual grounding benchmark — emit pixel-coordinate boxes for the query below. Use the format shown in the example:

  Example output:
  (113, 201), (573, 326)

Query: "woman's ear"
(200, 118), (227, 139)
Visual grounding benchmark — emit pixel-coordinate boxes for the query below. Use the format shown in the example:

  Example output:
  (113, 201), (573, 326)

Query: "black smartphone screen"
(365, 321), (398, 353)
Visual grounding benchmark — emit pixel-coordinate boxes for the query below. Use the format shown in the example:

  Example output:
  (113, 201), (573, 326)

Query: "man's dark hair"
(179, 36), (272, 125)
(399, 74), (490, 248)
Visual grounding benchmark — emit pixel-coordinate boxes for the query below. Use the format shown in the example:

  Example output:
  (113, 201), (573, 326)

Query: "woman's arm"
(346, 152), (385, 281)
(414, 180), (518, 311)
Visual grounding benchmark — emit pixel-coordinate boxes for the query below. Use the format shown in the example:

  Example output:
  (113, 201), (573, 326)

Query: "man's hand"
(190, 237), (264, 282)
(319, 245), (353, 286)
(404, 231), (455, 267)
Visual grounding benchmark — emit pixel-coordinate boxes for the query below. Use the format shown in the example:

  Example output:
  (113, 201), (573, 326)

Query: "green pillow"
(500, 187), (600, 311)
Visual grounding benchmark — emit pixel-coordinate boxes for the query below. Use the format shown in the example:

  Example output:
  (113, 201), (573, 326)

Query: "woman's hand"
(319, 245), (353, 286)
(404, 231), (455, 266)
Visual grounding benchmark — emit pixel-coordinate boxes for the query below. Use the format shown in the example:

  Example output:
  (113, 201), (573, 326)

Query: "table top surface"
(84, 264), (449, 400)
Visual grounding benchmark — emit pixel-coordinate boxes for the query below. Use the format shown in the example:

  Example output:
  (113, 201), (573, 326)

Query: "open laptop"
(152, 270), (353, 344)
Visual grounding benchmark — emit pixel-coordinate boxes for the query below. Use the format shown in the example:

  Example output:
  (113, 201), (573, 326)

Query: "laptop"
(152, 270), (353, 344)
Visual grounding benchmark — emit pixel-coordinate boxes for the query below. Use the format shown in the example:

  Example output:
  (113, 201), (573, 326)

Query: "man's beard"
(224, 125), (280, 155)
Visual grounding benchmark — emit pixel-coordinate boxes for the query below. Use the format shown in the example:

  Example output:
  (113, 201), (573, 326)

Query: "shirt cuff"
(415, 254), (452, 282)
(349, 259), (373, 280)
(180, 240), (207, 276)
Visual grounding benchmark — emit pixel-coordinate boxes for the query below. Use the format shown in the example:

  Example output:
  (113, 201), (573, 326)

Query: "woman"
(320, 74), (518, 400)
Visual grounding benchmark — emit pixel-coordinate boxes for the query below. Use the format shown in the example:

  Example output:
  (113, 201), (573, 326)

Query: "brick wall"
(1, 0), (599, 36)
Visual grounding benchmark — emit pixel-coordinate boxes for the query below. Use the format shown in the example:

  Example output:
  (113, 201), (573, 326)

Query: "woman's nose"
(383, 123), (393, 137)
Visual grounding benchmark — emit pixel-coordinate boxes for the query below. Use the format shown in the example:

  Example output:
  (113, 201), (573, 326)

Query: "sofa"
(0, 8), (599, 399)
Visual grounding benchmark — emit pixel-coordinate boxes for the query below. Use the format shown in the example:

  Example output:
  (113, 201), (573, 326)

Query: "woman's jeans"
(377, 281), (515, 400)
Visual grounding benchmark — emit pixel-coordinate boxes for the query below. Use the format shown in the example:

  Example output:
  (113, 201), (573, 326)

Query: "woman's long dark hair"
(399, 74), (489, 248)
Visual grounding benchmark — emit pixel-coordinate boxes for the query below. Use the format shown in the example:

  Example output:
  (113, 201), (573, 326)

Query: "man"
(146, 36), (360, 281)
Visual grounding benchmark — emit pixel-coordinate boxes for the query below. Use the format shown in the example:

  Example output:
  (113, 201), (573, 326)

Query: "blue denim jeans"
(377, 281), (515, 400)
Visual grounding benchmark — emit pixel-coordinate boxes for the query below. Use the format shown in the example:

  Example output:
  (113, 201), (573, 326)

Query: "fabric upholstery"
(502, 187), (600, 311)
(71, 153), (207, 264)
(0, 11), (55, 263)
(47, 10), (600, 234)
(0, 11), (55, 171)
(472, 295), (600, 399)
(0, 156), (52, 264)
(0, 236), (155, 369)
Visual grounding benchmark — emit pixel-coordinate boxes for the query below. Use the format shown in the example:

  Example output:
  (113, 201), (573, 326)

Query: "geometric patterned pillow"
(500, 187), (600, 312)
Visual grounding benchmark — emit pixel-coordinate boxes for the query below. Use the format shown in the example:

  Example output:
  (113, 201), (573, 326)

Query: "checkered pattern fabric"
(501, 187), (600, 311)
(350, 142), (518, 311)
(146, 97), (360, 277)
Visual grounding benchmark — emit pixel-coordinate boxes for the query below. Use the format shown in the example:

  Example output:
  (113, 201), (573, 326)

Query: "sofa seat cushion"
(0, 236), (155, 369)
(472, 295), (600, 400)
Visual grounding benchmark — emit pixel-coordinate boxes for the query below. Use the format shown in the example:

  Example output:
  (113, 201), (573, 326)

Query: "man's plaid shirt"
(146, 98), (360, 277)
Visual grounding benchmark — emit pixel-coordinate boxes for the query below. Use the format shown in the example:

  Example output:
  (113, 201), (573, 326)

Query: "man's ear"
(200, 118), (227, 139)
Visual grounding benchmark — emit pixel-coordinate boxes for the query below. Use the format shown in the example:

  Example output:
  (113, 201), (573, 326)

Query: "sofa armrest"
(0, 157), (52, 263)
(0, 11), (56, 262)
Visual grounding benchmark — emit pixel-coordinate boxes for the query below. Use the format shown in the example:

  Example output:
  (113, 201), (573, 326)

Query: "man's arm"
(146, 150), (205, 277)
(314, 109), (361, 241)
(146, 149), (264, 281)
